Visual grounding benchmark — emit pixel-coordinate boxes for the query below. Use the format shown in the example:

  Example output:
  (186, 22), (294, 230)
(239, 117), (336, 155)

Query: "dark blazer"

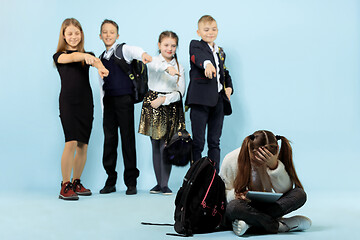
(185, 39), (233, 107)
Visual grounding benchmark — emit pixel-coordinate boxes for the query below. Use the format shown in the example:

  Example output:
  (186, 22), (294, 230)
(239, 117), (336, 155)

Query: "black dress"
(53, 50), (94, 144)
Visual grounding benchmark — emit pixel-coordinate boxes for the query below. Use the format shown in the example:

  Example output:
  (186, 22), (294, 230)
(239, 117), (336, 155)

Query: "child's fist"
(150, 96), (166, 109)
(205, 63), (216, 79)
(98, 67), (109, 79)
(142, 52), (152, 64)
(225, 87), (232, 100)
(84, 54), (97, 65)
(165, 66), (180, 76)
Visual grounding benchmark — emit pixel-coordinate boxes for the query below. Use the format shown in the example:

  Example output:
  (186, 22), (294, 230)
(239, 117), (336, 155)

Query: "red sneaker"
(59, 181), (79, 200)
(73, 179), (92, 196)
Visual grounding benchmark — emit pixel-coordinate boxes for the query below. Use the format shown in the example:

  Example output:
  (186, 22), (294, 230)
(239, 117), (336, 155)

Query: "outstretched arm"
(57, 52), (109, 79)
(57, 52), (96, 64)
(122, 44), (152, 64)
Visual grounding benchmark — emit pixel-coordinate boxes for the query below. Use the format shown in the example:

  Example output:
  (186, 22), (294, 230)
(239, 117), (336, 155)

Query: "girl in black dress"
(53, 18), (108, 200)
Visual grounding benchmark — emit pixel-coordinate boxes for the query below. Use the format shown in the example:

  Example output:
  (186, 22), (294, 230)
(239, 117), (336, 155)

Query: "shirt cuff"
(204, 60), (212, 69)
(226, 189), (236, 203)
(267, 160), (285, 177)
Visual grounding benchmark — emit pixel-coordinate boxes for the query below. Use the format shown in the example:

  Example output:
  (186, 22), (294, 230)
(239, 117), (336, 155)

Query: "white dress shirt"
(203, 43), (223, 92)
(147, 54), (186, 105)
(101, 42), (144, 63)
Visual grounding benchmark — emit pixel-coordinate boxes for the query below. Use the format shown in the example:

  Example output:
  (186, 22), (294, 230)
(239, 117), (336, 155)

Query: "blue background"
(0, 0), (359, 193)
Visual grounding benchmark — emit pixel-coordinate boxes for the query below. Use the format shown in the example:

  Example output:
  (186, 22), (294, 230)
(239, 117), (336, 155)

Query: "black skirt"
(59, 94), (94, 144)
(138, 91), (185, 141)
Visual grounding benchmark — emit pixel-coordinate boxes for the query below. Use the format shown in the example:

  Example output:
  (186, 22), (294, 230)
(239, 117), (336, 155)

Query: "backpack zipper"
(201, 170), (216, 208)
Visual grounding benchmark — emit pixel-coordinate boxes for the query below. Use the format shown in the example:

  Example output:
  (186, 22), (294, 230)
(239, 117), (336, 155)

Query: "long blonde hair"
(56, 18), (85, 53)
(234, 130), (304, 195)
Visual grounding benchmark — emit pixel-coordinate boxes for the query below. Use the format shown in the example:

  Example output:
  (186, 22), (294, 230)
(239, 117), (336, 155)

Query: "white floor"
(0, 189), (358, 240)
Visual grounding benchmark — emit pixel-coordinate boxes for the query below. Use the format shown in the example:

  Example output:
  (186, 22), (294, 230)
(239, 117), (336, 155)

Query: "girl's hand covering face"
(253, 147), (279, 170)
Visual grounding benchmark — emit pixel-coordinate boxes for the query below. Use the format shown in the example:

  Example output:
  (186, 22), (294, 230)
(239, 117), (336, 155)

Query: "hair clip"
(249, 134), (255, 140)
(275, 135), (282, 140)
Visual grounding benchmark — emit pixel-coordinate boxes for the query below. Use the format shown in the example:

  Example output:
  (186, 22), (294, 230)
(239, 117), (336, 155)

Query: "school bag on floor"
(173, 157), (226, 236)
(113, 43), (148, 103)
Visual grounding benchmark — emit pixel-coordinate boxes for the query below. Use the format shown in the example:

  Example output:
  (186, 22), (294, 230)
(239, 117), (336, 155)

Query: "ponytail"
(174, 53), (180, 84)
(278, 136), (304, 189)
(234, 136), (252, 194)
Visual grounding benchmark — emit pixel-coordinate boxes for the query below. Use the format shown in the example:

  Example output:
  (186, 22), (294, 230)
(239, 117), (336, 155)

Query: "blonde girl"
(53, 18), (108, 200)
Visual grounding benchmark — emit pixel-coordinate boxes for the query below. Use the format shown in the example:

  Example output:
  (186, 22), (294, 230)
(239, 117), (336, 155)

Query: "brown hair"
(198, 15), (216, 26)
(158, 31), (180, 81)
(234, 130), (304, 195)
(100, 19), (119, 34)
(56, 18), (85, 53)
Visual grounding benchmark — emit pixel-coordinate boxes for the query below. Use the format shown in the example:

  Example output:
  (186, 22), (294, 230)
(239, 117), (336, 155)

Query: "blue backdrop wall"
(0, 0), (359, 193)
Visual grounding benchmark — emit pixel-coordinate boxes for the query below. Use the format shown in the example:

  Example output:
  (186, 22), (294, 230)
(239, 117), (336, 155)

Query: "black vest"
(101, 55), (133, 97)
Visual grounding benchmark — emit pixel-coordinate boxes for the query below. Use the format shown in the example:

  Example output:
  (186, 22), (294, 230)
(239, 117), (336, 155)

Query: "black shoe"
(126, 186), (137, 195)
(161, 186), (173, 195)
(99, 185), (116, 194)
(149, 185), (161, 194)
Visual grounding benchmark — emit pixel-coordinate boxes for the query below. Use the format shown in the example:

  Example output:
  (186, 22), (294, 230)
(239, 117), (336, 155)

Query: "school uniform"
(219, 148), (307, 233)
(53, 50), (94, 144)
(139, 54), (186, 190)
(99, 43), (144, 189)
(185, 39), (233, 172)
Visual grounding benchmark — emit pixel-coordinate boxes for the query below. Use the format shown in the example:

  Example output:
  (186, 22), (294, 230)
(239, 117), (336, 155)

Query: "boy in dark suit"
(185, 15), (233, 172)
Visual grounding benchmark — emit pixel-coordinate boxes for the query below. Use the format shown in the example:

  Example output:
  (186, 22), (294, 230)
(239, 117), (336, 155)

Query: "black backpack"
(163, 129), (193, 166)
(163, 92), (192, 167)
(102, 43), (148, 103)
(173, 157), (226, 236)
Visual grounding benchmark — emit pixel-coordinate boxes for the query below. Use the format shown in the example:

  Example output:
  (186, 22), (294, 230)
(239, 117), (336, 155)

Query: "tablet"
(246, 191), (283, 203)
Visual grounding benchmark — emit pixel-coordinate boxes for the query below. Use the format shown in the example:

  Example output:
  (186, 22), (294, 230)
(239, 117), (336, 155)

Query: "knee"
(207, 136), (220, 148)
(192, 139), (205, 150)
(286, 187), (307, 207)
(65, 141), (77, 151)
(77, 142), (88, 152)
(225, 199), (248, 219)
(293, 187), (307, 203)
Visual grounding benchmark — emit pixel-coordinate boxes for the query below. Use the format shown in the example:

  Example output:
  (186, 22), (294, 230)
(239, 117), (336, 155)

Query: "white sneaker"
(278, 215), (312, 232)
(232, 219), (250, 236)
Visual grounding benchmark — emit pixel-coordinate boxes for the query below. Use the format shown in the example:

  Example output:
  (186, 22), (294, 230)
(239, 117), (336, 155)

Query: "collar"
(200, 39), (219, 53)
(159, 53), (177, 66)
(207, 42), (219, 54)
(103, 42), (118, 60)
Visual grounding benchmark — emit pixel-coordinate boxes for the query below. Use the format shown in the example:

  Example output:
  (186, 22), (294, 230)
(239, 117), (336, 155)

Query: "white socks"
(278, 215), (312, 232)
(232, 219), (250, 236)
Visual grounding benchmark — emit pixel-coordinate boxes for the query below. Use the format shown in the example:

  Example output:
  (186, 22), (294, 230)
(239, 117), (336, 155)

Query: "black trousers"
(190, 93), (224, 172)
(102, 95), (139, 187)
(225, 188), (307, 234)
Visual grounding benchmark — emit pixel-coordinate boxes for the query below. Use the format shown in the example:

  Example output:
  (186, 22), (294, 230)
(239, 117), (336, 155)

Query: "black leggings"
(225, 188), (307, 234)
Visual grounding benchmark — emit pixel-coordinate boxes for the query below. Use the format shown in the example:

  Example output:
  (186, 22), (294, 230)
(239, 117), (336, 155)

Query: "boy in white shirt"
(98, 19), (152, 195)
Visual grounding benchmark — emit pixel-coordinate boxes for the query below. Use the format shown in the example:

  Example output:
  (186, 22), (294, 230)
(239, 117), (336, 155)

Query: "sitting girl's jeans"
(225, 188), (307, 234)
